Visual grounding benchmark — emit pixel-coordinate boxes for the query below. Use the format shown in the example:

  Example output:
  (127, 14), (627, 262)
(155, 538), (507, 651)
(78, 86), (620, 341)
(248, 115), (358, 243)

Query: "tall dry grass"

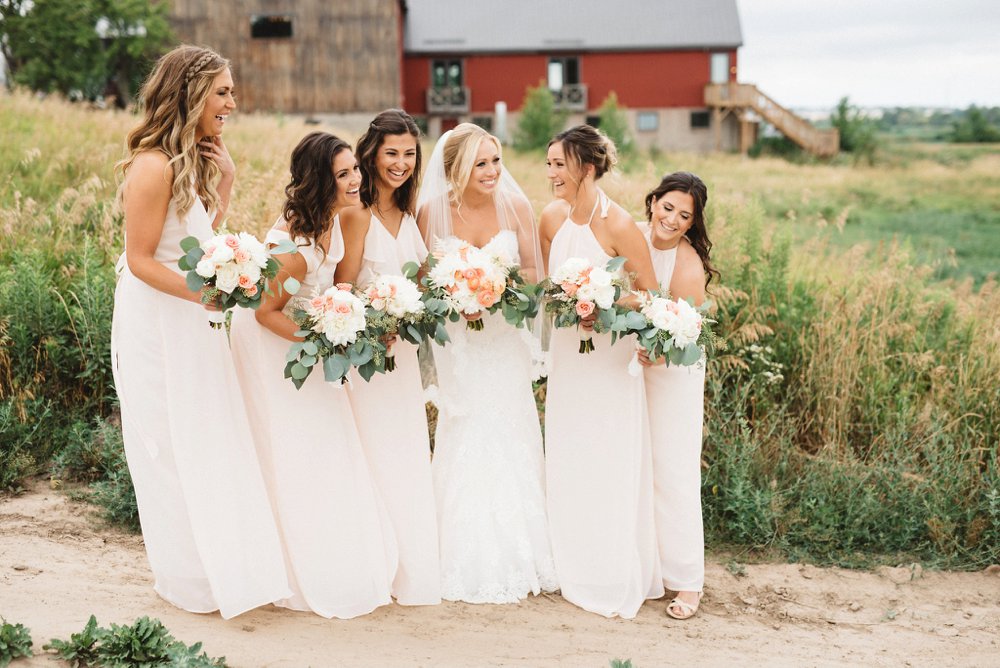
(1, 90), (998, 567)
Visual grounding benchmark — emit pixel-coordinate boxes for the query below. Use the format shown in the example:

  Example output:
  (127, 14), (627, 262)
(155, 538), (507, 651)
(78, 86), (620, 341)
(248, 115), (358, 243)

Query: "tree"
(949, 105), (1000, 143)
(596, 91), (633, 156)
(830, 96), (877, 163)
(0, 0), (173, 105)
(514, 83), (567, 150)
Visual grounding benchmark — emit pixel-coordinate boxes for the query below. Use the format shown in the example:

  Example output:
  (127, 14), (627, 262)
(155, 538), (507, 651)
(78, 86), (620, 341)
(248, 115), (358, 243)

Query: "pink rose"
(224, 235), (240, 249)
(243, 284), (259, 297)
(336, 283), (353, 291)
(233, 249), (250, 263)
(562, 282), (578, 297)
(371, 298), (386, 311)
(238, 274), (254, 289)
(575, 300), (595, 317)
(334, 302), (352, 314)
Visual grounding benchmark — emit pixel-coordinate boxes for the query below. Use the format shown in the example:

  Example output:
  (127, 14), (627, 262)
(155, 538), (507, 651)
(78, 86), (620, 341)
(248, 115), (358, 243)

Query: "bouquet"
(359, 264), (449, 371)
(284, 283), (385, 388)
(627, 293), (718, 375)
(422, 237), (537, 331)
(178, 229), (298, 328)
(541, 256), (629, 353)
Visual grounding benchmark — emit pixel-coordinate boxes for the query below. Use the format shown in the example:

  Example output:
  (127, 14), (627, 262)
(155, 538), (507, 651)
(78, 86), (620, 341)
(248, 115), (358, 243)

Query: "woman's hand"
(579, 311), (596, 331)
(462, 311), (484, 322)
(200, 135), (235, 181)
(637, 348), (665, 367)
(381, 332), (398, 350)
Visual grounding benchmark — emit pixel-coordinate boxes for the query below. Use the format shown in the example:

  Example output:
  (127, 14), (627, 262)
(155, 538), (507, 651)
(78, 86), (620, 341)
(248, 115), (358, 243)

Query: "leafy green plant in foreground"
(44, 615), (227, 667)
(0, 619), (34, 667)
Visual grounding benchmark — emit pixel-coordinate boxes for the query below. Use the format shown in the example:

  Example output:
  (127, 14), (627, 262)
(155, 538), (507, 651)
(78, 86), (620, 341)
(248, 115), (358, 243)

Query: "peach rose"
(243, 284), (259, 297)
(575, 300), (595, 317)
(463, 268), (478, 281)
(334, 302), (352, 314)
(467, 276), (480, 291)
(477, 290), (496, 307)
(233, 249), (250, 263)
(224, 235), (240, 249)
(336, 283), (353, 291)
(562, 282), (579, 297)
(238, 274), (254, 289)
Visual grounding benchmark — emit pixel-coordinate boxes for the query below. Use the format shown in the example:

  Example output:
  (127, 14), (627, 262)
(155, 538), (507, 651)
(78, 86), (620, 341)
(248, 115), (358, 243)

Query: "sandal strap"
(666, 592), (703, 619)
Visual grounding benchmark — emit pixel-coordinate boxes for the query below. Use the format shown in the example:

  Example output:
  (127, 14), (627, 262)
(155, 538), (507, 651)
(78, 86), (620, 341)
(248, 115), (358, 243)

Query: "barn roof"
(404, 0), (743, 54)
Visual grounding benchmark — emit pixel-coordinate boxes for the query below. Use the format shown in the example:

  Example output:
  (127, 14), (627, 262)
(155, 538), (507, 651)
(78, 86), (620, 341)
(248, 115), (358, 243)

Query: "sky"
(736, 0), (1000, 110)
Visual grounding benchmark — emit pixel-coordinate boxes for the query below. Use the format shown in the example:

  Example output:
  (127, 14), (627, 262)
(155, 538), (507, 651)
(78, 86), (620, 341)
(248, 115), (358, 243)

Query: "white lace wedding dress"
(430, 230), (558, 604)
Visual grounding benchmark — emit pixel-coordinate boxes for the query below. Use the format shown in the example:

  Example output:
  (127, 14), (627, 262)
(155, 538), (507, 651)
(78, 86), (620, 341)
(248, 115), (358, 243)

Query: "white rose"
(195, 258), (216, 278)
(214, 263), (240, 293)
(210, 243), (234, 265)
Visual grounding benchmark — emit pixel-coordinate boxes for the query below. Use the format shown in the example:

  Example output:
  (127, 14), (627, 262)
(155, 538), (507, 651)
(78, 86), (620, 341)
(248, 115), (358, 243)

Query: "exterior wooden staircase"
(705, 83), (839, 158)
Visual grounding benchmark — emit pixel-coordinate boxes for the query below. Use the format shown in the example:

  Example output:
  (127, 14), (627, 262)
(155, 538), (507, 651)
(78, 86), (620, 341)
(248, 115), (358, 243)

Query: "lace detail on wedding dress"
(432, 306), (558, 603)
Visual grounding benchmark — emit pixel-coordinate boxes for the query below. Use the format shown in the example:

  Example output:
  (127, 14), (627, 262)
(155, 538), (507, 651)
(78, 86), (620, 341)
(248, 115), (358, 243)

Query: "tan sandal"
(666, 592), (703, 620)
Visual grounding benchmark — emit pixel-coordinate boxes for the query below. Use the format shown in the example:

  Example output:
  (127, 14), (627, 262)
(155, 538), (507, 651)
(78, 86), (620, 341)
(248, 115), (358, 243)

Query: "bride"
(416, 123), (557, 603)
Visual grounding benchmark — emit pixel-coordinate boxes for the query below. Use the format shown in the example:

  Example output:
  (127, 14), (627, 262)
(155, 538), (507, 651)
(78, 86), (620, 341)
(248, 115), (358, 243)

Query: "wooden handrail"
(705, 83), (839, 157)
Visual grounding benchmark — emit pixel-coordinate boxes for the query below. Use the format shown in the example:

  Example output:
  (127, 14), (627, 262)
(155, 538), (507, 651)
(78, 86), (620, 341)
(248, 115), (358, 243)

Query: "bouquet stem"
(467, 317), (484, 331)
(207, 310), (226, 330)
(385, 347), (396, 372)
(579, 331), (595, 354)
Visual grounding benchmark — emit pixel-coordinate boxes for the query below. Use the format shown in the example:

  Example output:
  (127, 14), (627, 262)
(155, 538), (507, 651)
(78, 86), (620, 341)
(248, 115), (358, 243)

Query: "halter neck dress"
(543, 192), (663, 618)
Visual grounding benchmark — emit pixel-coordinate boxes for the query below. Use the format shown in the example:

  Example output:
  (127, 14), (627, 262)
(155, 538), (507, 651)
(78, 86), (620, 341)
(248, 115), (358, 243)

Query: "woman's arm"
(607, 210), (658, 293)
(669, 241), (707, 306)
(199, 136), (235, 230)
(255, 251), (308, 341)
(124, 152), (208, 305)
(334, 206), (369, 285)
(537, 200), (568, 277)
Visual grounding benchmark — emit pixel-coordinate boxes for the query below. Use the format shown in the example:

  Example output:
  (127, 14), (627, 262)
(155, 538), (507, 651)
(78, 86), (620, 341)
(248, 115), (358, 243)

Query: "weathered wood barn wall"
(168, 0), (403, 113)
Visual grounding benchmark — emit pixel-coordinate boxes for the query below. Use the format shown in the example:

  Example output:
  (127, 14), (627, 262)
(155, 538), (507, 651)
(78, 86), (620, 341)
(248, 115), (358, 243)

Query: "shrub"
(0, 619), (33, 667)
(513, 83), (566, 150)
(596, 91), (633, 157)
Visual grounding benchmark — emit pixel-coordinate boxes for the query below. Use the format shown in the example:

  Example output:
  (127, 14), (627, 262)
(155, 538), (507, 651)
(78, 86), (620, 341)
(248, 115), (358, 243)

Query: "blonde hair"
(442, 123), (502, 209)
(116, 45), (230, 218)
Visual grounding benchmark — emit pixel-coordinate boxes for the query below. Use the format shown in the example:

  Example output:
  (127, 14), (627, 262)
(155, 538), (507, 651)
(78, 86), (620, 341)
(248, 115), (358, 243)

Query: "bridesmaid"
(637, 172), (718, 620)
(229, 131), (398, 619)
(538, 125), (664, 618)
(336, 109), (441, 606)
(111, 45), (290, 618)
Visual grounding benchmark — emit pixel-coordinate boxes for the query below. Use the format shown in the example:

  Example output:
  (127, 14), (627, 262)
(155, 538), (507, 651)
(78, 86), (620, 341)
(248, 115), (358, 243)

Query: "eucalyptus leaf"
(680, 344), (702, 366)
(323, 354), (350, 382)
(283, 277), (301, 295)
(272, 239), (298, 255)
(179, 236), (201, 253)
(357, 362), (377, 382)
(606, 256), (627, 273)
(402, 261), (419, 279)
(185, 271), (204, 292)
(302, 341), (318, 356)
(290, 362), (309, 380)
(300, 354), (317, 368)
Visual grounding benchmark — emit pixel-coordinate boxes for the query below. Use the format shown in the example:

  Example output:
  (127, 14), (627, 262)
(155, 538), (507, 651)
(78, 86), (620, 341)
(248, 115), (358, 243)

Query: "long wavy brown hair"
(354, 109), (422, 215)
(644, 171), (721, 289)
(282, 132), (352, 251)
(115, 45), (230, 218)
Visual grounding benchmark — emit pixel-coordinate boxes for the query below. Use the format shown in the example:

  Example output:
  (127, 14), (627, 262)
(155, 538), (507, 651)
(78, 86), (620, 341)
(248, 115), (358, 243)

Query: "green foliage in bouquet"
(0, 619), (33, 667)
(393, 262), (451, 347)
(44, 615), (227, 667)
(284, 322), (385, 388)
(496, 266), (541, 330)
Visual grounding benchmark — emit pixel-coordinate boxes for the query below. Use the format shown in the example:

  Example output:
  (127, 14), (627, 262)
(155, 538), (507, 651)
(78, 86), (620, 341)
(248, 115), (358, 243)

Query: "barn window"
(251, 15), (293, 39)
(548, 57), (580, 91)
(690, 111), (711, 129)
(637, 112), (659, 132)
(431, 59), (463, 89)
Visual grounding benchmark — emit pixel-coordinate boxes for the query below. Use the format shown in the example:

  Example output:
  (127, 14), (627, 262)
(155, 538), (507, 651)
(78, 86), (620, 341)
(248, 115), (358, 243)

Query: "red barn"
(403, 0), (745, 152)
(169, 0), (836, 156)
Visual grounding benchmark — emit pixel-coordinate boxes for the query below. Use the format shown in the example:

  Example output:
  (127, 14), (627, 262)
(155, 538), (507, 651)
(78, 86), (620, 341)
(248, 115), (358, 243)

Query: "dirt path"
(2, 481), (997, 667)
